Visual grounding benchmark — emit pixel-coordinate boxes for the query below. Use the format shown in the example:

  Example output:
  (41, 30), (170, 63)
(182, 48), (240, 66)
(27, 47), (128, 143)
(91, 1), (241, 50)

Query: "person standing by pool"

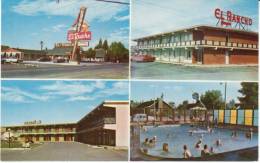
(183, 145), (192, 159)
(201, 144), (210, 157)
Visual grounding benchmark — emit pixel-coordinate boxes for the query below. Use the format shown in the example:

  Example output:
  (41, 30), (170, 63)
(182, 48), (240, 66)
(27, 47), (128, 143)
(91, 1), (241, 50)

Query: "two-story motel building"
(1, 100), (129, 147)
(133, 25), (258, 65)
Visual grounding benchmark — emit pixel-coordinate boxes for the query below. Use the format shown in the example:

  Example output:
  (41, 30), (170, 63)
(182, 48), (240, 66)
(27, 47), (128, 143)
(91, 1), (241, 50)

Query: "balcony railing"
(77, 117), (116, 131)
(134, 40), (258, 50)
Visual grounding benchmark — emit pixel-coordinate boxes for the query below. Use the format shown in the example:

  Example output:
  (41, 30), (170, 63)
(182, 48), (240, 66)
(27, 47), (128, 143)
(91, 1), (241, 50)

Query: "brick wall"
(203, 49), (225, 64)
(229, 50), (258, 64)
(203, 29), (226, 41)
(229, 33), (258, 44)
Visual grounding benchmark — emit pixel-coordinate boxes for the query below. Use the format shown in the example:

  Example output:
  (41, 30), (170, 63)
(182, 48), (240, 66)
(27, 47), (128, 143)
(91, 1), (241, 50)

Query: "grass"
(1, 140), (42, 149)
(1, 140), (23, 148)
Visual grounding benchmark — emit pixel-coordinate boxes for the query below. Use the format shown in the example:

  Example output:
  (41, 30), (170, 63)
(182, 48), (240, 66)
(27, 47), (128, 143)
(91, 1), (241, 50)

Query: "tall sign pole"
(71, 7), (87, 64)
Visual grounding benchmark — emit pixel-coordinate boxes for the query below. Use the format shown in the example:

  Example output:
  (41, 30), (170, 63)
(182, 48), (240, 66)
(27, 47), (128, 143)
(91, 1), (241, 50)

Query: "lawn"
(1, 140), (23, 148)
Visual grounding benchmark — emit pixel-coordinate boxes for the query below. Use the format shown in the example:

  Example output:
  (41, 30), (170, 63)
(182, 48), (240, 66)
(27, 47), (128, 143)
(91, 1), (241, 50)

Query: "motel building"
(132, 9), (258, 65)
(1, 101), (129, 148)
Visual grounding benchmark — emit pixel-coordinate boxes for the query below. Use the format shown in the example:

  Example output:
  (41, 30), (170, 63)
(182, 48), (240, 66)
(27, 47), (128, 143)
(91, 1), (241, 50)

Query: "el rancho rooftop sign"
(214, 8), (252, 30)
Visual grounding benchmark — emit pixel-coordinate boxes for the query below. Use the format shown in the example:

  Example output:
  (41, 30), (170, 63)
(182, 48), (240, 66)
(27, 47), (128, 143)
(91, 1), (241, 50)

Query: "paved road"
(1, 142), (128, 161)
(131, 62), (258, 81)
(1, 62), (129, 79)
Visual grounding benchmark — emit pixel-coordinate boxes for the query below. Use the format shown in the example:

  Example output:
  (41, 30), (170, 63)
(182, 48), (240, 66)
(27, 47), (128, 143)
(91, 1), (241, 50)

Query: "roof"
(135, 99), (174, 111)
(2, 122), (77, 128)
(77, 100), (128, 124)
(47, 47), (72, 56)
(2, 48), (22, 53)
(187, 101), (207, 110)
(16, 48), (46, 55)
(133, 25), (258, 41)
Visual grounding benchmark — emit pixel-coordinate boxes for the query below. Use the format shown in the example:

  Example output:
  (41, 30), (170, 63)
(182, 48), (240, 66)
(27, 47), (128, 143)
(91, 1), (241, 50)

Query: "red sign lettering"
(214, 8), (253, 27)
(67, 31), (92, 41)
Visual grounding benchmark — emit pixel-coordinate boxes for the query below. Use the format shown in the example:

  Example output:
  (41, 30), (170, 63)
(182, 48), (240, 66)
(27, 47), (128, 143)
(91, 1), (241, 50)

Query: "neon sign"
(214, 8), (252, 30)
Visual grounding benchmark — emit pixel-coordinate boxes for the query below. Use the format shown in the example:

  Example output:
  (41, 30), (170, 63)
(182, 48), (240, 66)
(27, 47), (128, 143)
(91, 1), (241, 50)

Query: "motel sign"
(67, 31), (91, 41)
(214, 8), (252, 30)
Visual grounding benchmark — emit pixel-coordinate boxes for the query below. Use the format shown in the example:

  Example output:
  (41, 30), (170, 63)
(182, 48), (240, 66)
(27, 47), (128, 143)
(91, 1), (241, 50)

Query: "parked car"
(37, 56), (51, 62)
(5, 58), (22, 63)
(133, 114), (147, 122)
(53, 57), (66, 63)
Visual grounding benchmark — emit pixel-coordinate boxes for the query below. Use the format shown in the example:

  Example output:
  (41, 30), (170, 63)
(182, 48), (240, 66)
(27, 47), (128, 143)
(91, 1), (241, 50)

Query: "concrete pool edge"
(139, 146), (258, 161)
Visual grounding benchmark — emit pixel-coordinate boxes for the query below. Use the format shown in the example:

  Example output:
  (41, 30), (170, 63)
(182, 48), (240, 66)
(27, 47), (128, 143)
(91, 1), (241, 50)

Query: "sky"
(131, 0), (258, 44)
(131, 81), (245, 106)
(1, 80), (129, 126)
(2, 0), (129, 50)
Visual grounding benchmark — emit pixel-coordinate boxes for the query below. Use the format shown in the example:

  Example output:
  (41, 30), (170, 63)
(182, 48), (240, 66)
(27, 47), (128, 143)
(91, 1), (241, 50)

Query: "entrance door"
(196, 48), (203, 64)
(225, 50), (229, 64)
(55, 136), (59, 142)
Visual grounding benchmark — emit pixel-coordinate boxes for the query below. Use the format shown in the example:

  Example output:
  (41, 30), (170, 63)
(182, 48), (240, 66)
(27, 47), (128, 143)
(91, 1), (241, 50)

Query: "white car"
(5, 58), (19, 63)
(133, 114), (147, 122)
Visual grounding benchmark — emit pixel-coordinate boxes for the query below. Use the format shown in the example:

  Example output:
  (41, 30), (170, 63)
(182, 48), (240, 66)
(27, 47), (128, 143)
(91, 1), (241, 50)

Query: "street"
(1, 142), (128, 161)
(1, 62), (129, 79)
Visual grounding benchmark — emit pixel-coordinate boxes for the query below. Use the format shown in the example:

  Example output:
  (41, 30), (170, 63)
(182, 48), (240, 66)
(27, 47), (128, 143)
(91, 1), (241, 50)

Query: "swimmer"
(183, 145), (192, 159)
(210, 147), (214, 154)
(189, 130), (193, 136)
(152, 136), (157, 142)
(144, 138), (149, 145)
(195, 138), (202, 149)
(216, 139), (222, 146)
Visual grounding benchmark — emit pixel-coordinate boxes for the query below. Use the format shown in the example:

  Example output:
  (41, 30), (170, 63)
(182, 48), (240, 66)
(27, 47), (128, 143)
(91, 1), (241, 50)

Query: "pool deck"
(130, 124), (258, 161)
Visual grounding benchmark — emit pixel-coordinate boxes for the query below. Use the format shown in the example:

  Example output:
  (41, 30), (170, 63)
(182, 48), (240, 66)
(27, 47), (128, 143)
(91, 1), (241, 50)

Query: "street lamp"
(220, 82), (227, 110)
(7, 128), (11, 148)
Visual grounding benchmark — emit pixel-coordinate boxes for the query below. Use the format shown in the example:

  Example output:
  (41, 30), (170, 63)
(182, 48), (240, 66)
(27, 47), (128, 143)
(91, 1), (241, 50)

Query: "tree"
(238, 82), (258, 109)
(227, 99), (236, 109)
(102, 40), (109, 51)
(200, 90), (224, 110)
(95, 38), (103, 49)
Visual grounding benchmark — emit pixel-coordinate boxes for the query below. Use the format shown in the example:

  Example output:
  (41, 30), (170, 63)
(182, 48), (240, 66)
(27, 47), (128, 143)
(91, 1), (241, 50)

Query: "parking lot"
(1, 142), (128, 161)
(1, 62), (129, 79)
(131, 62), (258, 81)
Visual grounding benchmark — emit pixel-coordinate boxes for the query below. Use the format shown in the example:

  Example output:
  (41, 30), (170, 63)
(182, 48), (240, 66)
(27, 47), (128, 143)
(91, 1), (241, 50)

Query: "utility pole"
(40, 41), (43, 51)
(71, 7), (87, 64)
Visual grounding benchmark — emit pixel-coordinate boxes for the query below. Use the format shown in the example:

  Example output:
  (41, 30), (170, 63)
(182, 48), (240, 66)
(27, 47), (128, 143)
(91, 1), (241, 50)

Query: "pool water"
(140, 125), (258, 158)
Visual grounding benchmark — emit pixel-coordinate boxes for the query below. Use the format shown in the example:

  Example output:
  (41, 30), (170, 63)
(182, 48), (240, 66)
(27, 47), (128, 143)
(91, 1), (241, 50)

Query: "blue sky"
(131, 81), (244, 106)
(1, 80), (129, 126)
(2, 0), (129, 50)
(132, 0), (258, 43)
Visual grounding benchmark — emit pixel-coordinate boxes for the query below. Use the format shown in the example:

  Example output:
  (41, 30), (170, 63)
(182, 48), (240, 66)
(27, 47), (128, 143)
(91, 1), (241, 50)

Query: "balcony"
(77, 117), (116, 132)
(133, 40), (258, 51)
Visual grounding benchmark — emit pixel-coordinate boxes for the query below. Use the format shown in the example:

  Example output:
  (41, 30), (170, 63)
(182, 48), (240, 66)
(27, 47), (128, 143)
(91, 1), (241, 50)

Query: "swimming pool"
(140, 125), (258, 158)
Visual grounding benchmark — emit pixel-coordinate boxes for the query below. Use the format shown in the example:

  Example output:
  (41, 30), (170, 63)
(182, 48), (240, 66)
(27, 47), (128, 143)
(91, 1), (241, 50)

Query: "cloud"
(2, 81), (128, 103)
(42, 24), (67, 32)
(114, 15), (129, 21)
(99, 81), (129, 96)
(67, 96), (94, 102)
(108, 27), (129, 47)
(12, 0), (129, 23)
(39, 81), (98, 96)
(2, 87), (50, 103)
